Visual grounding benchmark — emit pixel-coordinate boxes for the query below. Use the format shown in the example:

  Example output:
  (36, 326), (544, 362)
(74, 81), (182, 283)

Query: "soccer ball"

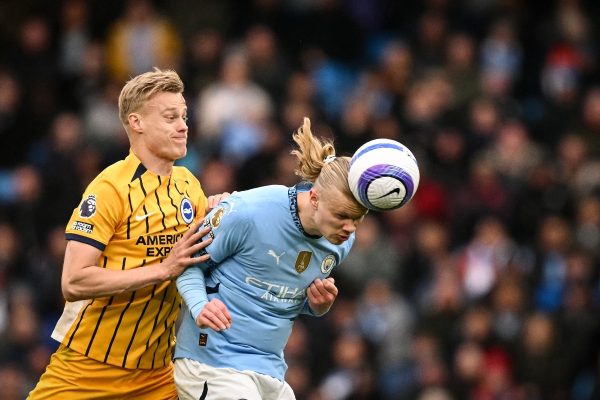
(348, 139), (420, 211)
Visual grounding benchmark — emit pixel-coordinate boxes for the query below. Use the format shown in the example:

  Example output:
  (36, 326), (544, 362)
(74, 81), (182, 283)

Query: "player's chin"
(170, 145), (187, 160)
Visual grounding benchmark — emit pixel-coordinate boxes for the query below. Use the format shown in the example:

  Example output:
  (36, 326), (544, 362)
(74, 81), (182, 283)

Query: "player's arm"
(177, 266), (231, 331)
(61, 220), (212, 301)
(302, 277), (338, 316)
(177, 198), (247, 331)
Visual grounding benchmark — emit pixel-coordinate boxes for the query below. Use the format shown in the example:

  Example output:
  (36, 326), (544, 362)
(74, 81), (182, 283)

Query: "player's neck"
(296, 191), (320, 236)
(131, 146), (174, 176)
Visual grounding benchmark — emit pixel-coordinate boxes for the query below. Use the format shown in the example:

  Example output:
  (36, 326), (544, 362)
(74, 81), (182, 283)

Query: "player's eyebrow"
(338, 211), (361, 220)
(160, 106), (187, 113)
(145, 101), (187, 113)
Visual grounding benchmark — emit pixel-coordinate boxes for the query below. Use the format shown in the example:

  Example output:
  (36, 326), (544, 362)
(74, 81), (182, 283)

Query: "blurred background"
(0, 0), (599, 399)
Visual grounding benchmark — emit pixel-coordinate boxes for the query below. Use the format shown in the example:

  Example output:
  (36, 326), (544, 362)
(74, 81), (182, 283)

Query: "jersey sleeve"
(199, 195), (250, 264)
(177, 266), (209, 319)
(300, 299), (324, 316)
(65, 177), (123, 251)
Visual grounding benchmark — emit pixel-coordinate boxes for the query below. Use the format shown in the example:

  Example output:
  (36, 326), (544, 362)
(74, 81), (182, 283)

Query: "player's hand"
(307, 277), (338, 316)
(196, 299), (232, 331)
(162, 220), (212, 280)
(206, 191), (234, 211)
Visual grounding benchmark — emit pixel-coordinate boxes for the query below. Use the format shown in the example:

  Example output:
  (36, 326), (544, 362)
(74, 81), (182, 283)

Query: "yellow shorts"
(27, 345), (177, 400)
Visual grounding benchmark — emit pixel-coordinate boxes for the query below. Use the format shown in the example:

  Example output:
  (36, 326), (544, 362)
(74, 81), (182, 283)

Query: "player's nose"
(176, 116), (188, 131)
(343, 220), (358, 233)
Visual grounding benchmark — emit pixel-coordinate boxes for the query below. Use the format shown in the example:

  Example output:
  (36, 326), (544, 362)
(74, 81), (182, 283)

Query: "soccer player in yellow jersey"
(28, 69), (223, 399)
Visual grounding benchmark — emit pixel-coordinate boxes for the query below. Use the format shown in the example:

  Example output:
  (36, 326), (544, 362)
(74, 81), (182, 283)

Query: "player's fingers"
(213, 300), (232, 323)
(189, 252), (211, 265)
(190, 236), (213, 253)
(207, 196), (219, 209)
(210, 309), (231, 330)
(322, 278), (338, 295)
(201, 320), (220, 331)
(325, 286), (338, 298)
(184, 220), (205, 239)
(188, 226), (211, 243)
(217, 311), (231, 329)
(217, 192), (231, 202)
(206, 301), (232, 327)
(179, 227), (209, 250)
(311, 280), (336, 301)
(201, 308), (228, 331)
(196, 316), (215, 330)
(207, 192), (231, 210)
(183, 234), (212, 258)
(310, 279), (328, 295)
(307, 283), (324, 300)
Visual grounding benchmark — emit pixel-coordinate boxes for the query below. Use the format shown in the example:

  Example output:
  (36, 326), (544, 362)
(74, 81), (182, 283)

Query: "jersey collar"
(288, 182), (321, 239)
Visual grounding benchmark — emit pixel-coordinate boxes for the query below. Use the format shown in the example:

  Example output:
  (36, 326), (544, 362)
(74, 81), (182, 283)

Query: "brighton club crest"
(180, 197), (194, 224)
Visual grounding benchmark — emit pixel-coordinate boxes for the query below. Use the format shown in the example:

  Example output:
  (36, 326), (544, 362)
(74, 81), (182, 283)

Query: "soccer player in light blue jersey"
(174, 117), (368, 400)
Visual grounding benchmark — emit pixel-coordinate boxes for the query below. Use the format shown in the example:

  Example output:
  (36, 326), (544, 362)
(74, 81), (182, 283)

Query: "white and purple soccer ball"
(348, 139), (420, 211)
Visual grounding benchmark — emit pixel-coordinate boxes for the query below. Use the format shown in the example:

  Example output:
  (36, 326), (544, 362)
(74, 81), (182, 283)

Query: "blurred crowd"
(0, 0), (600, 399)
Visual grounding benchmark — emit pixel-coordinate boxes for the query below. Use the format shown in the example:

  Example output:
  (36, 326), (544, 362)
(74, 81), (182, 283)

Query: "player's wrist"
(191, 300), (209, 321)
(155, 259), (176, 282)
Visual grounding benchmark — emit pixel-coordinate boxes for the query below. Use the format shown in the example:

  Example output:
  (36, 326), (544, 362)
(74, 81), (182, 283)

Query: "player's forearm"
(62, 263), (169, 301)
(176, 266), (209, 319)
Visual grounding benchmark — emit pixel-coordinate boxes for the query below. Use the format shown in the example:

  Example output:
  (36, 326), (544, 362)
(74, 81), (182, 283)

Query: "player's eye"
(165, 115), (188, 123)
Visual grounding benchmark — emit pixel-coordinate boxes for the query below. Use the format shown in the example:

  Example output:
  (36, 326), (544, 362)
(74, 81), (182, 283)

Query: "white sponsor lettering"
(246, 276), (306, 301)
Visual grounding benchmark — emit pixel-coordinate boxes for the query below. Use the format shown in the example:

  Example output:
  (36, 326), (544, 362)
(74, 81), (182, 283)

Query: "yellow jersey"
(52, 151), (207, 369)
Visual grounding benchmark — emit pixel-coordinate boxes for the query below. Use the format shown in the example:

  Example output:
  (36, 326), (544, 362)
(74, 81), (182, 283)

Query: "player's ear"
(309, 188), (319, 210)
(128, 113), (143, 133)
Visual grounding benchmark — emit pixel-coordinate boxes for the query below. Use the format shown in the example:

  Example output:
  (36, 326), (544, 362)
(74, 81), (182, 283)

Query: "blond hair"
(291, 118), (365, 212)
(118, 68), (184, 125)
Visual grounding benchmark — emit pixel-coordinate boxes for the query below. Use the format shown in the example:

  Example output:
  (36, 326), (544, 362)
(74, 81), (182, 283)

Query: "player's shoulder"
(236, 185), (289, 205)
(242, 184), (288, 197)
(85, 159), (128, 192)
(100, 153), (140, 179)
(86, 153), (153, 196)
(215, 185), (288, 220)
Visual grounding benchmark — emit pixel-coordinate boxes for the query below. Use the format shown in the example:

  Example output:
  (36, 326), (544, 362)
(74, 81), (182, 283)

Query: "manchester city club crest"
(79, 194), (97, 218)
(320, 254), (336, 274)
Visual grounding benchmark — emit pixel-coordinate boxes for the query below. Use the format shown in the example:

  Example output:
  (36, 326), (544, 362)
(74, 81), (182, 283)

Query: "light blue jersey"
(175, 184), (354, 381)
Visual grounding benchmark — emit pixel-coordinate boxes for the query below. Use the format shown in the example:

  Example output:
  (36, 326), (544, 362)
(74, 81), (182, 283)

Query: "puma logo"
(135, 211), (156, 221)
(374, 187), (401, 199)
(267, 250), (285, 265)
